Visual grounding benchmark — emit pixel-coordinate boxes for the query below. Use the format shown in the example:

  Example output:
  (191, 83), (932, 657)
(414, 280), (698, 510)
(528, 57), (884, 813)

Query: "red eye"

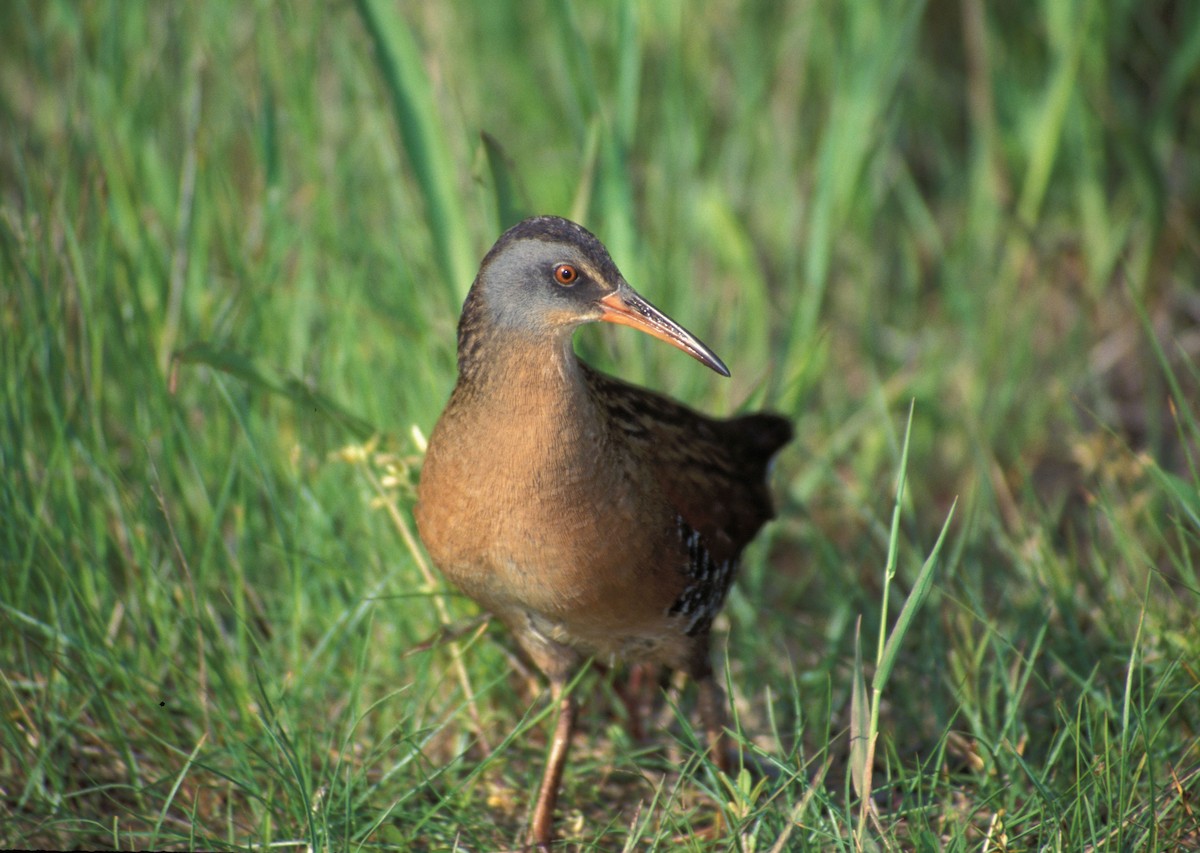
(553, 264), (579, 285)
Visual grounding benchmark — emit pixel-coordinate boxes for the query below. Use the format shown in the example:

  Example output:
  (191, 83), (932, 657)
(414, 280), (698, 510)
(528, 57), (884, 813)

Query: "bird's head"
(461, 216), (729, 377)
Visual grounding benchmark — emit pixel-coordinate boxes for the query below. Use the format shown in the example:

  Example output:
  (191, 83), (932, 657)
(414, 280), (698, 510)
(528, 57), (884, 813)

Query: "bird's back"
(582, 364), (790, 551)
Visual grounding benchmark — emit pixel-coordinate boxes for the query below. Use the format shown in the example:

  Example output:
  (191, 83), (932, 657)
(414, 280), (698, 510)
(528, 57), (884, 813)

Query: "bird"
(415, 215), (791, 847)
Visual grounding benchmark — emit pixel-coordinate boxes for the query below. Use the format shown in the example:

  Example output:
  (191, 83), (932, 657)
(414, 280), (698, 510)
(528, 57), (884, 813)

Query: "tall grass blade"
(850, 616), (869, 800)
(874, 497), (956, 692)
(354, 0), (473, 300)
(481, 132), (528, 230)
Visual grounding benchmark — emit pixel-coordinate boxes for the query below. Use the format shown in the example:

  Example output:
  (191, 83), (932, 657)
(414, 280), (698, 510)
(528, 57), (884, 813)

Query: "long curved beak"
(598, 283), (730, 377)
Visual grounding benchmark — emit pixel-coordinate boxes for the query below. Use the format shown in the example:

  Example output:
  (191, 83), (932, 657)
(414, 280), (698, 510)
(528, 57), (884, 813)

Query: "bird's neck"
(455, 287), (579, 389)
(453, 321), (589, 417)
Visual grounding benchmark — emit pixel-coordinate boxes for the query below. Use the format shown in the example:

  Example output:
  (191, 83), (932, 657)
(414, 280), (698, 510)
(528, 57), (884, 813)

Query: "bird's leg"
(617, 662), (663, 742)
(529, 677), (577, 849)
(696, 672), (731, 775)
(690, 671), (734, 841)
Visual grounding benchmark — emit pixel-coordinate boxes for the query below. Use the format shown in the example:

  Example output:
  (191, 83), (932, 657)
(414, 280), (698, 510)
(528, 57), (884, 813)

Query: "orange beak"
(598, 283), (730, 377)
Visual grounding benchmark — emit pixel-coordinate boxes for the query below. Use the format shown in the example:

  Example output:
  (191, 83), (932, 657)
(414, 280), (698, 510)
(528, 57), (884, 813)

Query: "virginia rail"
(415, 216), (791, 846)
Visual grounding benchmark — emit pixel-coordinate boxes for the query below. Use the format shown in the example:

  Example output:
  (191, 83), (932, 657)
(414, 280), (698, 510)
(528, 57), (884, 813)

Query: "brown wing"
(580, 363), (792, 563)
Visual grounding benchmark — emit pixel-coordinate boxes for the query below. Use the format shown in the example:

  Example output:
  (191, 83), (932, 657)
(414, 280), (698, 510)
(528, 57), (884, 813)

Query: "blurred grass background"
(2, 0), (1199, 849)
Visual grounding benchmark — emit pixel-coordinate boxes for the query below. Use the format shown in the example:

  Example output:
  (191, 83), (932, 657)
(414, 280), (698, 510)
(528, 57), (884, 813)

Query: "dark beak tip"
(599, 286), (731, 378)
(693, 341), (730, 377)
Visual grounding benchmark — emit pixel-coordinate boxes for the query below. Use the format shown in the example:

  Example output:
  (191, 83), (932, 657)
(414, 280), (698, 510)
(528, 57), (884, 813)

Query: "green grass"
(3, 0), (1199, 849)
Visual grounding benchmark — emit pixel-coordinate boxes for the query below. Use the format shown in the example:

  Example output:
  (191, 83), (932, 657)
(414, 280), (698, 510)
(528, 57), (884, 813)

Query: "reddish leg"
(696, 672), (731, 775)
(529, 679), (576, 849)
